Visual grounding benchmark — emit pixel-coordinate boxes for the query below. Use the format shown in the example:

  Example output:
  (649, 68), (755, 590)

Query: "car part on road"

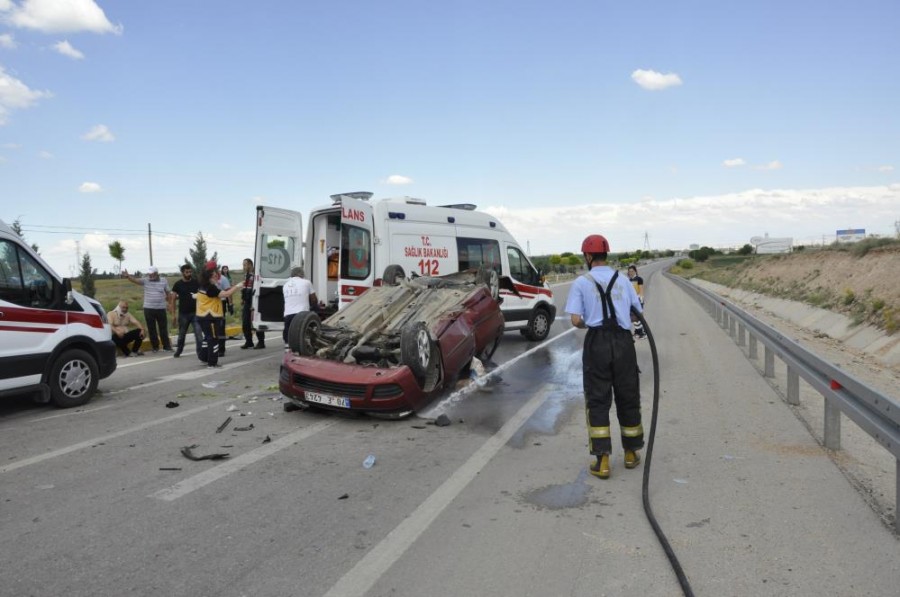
(215, 417), (232, 433)
(180, 445), (230, 461)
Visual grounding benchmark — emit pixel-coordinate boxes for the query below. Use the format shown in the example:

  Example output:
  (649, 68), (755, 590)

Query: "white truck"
(0, 219), (117, 407)
(253, 192), (556, 341)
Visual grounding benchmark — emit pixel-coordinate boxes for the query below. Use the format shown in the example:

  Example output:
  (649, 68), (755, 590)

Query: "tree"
(187, 231), (218, 273)
(79, 252), (96, 298)
(737, 243), (754, 256)
(108, 240), (126, 274)
(11, 218), (39, 253)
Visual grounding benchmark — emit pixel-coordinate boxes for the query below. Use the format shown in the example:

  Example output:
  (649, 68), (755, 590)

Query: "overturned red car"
(279, 268), (505, 417)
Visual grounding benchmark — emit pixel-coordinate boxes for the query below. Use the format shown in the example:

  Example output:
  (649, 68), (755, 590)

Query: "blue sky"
(1, 0), (897, 275)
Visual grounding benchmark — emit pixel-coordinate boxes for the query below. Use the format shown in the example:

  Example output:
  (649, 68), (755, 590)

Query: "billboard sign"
(836, 229), (866, 243)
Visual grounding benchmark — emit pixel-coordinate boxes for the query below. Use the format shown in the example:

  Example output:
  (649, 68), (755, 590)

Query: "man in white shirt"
(282, 266), (318, 347)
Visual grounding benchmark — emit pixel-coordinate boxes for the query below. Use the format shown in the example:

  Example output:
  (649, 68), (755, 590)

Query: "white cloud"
(723, 158), (746, 168)
(384, 174), (414, 185)
(631, 69), (683, 91)
(755, 160), (783, 170)
(3, 0), (122, 34)
(2, 141), (20, 148)
(38, 149), (53, 158)
(877, 165), (894, 173)
(52, 39), (84, 59)
(0, 65), (51, 125)
(81, 124), (114, 142)
(481, 184), (900, 254)
(0, 33), (16, 48)
(79, 181), (102, 193)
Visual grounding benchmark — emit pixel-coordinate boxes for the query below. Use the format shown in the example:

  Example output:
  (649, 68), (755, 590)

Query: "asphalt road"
(2, 263), (898, 597)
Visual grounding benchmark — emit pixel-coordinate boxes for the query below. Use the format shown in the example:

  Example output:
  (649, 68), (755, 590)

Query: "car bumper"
(97, 340), (118, 379)
(279, 354), (430, 415)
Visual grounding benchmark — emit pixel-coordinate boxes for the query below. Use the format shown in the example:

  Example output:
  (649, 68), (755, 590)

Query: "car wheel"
(477, 267), (500, 300)
(288, 311), (321, 356)
(49, 349), (98, 408)
(400, 321), (437, 383)
(523, 307), (551, 342)
(382, 264), (405, 286)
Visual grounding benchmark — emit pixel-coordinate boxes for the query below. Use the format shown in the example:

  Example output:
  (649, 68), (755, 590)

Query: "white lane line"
(149, 420), (335, 501)
(323, 383), (555, 597)
(29, 403), (118, 422)
(0, 398), (233, 475)
(106, 354), (275, 394)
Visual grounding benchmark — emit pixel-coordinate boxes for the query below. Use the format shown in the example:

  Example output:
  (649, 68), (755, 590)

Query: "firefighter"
(565, 235), (645, 479)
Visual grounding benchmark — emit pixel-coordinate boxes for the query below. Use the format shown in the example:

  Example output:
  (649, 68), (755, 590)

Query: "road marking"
(149, 420), (335, 501)
(29, 403), (118, 422)
(323, 383), (556, 597)
(0, 398), (233, 475)
(106, 354), (274, 394)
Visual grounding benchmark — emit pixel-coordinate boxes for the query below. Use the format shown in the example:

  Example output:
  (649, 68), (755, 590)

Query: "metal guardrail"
(665, 272), (900, 532)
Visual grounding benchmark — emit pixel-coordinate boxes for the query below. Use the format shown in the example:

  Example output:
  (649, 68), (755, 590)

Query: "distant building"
(750, 234), (792, 254)
(689, 244), (700, 251)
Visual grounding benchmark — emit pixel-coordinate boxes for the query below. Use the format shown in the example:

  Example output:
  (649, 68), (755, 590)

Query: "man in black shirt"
(169, 264), (200, 358)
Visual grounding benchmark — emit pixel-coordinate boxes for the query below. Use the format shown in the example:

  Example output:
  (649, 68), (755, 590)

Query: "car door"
(253, 206), (303, 331)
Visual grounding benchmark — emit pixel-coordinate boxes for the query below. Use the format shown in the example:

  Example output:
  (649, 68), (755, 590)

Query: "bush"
(676, 259), (694, 269)
(842, 289), (856, 306)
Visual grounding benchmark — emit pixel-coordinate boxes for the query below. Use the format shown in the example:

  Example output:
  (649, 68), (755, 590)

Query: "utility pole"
(643, 231), (651, 252)
(148, 223), (154, 266)
(74, 241), (81, 278)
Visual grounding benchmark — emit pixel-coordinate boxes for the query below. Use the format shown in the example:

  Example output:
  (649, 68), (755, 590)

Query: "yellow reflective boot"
(624, 449), (641, 469)
(589, 454), (611, 479)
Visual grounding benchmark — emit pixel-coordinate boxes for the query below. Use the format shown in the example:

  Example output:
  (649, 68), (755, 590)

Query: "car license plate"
(304, 391), (351, 409)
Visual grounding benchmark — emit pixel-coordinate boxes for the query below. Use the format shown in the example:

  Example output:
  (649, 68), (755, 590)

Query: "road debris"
(202, 381), (225, 389)
(363, 454), (376, 469)
(226, 405), (239, 412)
(180, 445), (230, 461)
(159, 467), (182, 471)
(165, 401), (179, 408)
(433, 414), (451, 427)
(262, 435), (271, 444)
(233, 424), (255, 431)
(215, 416), (232, 433)
(338, 493), (349, 500)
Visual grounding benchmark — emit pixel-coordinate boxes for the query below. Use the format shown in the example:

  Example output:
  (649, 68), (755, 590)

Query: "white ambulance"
(0, 219), (117, 407)
(253, 192), (555, 341)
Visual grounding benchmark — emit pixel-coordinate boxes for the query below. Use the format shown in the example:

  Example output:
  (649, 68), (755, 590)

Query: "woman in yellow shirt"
(196, 262), (241, 368)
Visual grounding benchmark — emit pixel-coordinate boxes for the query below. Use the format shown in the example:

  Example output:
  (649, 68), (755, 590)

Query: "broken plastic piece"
(226, 405), (239, 412)
(830, 379), (843, 390)
(363, 454), (376, 469)
(233, 424), (255, 431)
(434, 414), (451, 427)
(262, 435), (271, 444)
(165, 401), (179, 408)
(338, 493), (349, 500)
(216, 416), (232, 433)
(180, 445), (230, 461)
(159, 467), (182, 471)
(202, 381), (225, 389)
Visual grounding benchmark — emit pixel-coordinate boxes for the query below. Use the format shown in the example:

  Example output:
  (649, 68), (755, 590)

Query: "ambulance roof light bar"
(330, 191), (373, 204)
(437, 203), (477, 211)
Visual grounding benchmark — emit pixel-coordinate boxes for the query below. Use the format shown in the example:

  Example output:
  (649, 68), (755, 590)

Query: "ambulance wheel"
(383, 264), (405, 286)
(400, 321), (437, 383)
(522, 307), (551, 342)
(288, 312), (321, 356)
(49, 349), (98, 408)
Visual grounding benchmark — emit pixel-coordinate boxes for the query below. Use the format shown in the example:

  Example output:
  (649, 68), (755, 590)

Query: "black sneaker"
(240, 344), (253, 350)
(173, 349), (182, 358)
(253, 344), (266, 350)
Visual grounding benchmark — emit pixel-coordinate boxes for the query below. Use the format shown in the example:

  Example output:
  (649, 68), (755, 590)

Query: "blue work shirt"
(565, 266), (643, 330)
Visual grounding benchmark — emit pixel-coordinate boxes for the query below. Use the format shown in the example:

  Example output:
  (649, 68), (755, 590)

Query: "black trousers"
(113, 329), (143, 355)
(582, 326), (644, 455)
(176, 312), (201, 350)
(241, 300), (264, 346)
(144, 308), (171, 350)
(198, 317), (222, 366)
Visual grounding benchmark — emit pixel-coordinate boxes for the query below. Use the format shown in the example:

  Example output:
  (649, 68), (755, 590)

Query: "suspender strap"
(582, 271), (620, 329)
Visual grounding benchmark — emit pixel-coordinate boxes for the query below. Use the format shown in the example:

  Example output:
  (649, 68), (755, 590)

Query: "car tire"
(477, 267), (500, 300)
(49, 349), (98, 408)
(400, 321), (437, 383)
(288, 311), (321, 356)
(523, 307), (552, 342)
(382, 264), (405, 286)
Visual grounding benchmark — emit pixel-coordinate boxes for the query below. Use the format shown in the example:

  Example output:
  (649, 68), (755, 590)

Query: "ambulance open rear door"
(253, 206), (303, 333)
